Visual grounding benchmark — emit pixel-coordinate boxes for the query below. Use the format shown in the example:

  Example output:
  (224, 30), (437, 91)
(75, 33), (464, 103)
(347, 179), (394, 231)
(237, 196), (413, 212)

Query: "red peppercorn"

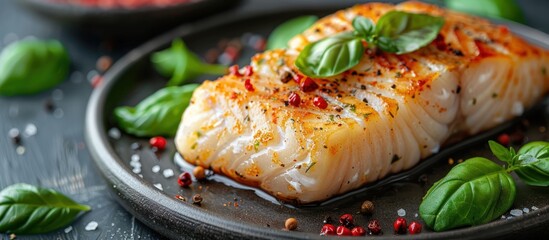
(288, 92), (301, 107)
(339, 214), (354, 228)
(243, 65), (254, 77)
(300, 77), (319, 92)
(313, 96), (328, 109)
(408, 221), (422, 235)
(497, 133), (510, 146)
(229, 65), (241, 76)
(149, 136), (167, 150)
(351, 226), (367, 236)
(367, 219), (382, 235)
(320, 224), (336, 235)
(336, 226), (352, 236)
(177, 172), (192, 188)
(393, 217), (407, 234)
(244, 79), (254, 92)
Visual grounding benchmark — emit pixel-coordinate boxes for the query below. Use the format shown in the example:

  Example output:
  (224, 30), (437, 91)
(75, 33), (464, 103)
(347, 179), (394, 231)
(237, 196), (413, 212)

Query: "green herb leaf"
(375, 11), (445, 54)
(514, 141), (549, 186)
(419, 157), (516, 231)
(488, 140), (515, 164)
(0, 183), (90, 234)
(151, 39), (227, 86)
(115, 84), (199, 137)
(445, 0), (525, 23)
(352, 16), (375, 39)
(266, 15), (318, 50)
(0, 40), (69, 96)
(295, 32), (364, 78)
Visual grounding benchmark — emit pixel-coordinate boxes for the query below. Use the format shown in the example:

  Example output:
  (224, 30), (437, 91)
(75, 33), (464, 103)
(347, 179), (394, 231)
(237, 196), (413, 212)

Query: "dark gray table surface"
(1, 0), (548, 239)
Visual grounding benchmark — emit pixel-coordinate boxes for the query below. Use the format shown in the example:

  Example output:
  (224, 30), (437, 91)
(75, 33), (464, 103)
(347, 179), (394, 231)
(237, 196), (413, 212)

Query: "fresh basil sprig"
(0, 183), (90, 234)
(0, 40), (69, 96)
(152, 39), (227, 86)
(115, 84), (198, 137)
(266, 15), (319, 50)
(295, 11), (444, 78)
(420, 140), (549, 231)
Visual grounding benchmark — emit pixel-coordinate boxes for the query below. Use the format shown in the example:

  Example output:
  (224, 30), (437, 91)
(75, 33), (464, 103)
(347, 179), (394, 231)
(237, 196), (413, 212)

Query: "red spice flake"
(408, 221), (422, 235)
(229, 65), (241, 76)
(175, 195), (186, 201)
(243, 65), (254, 77)
(149, 136), (167, 150)
(96, 55), (113, 72)
(497, 133), (510, 146)
(177, 172), (192, 188)
(288, 92), (301, 107)
(313, 96), (328, 109)
(336, 226), (352, 236)
(244, 79), (255, 92)
(294, 74), (304, 84)
(393, 217), (407, 234)
(299, 77), (319, 92)
(367, 219), (382, 235)
(351, 226), (367, 236)
(91, 75), (103, 88)
(320, 224), (336, 235)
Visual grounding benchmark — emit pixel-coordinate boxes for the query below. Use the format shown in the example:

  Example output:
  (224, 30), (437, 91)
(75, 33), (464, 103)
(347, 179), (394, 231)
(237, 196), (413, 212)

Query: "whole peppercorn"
(285, 218), (298, 231)
(393, 217), (407, 234)
(320, 224), (336, 235)
(367, 219), (382, 235)
(408, 221), (422, 235)
(497, 133), (510, 146)
(193, 166), (206, 180)
(339, 213), (354, 228)
(288, 92), (301, 107)
(299, 77), (319, 92)
(336, 226), (352, 236)
(177, 172), (192, 188)
(149, 136), (167, 150)
(313, 96), (328, 109)
(192, 194), (203, 205)
(360, 200), (374, 215)
(351, 226), (367, 236)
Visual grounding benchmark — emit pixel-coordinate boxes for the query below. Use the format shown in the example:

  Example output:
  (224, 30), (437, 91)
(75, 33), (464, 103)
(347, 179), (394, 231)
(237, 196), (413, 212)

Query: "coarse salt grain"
(53, 108), (64, 119)
(16, 146), (25, 155)
(64, 226), (73, 233)
(129, 161), (141, 168)
(163, 169), (174, 178)
(132, 168), (141, 174)
(24, 123), (37, 136)
(523, 208), (530, 213)
(108, 128), (121, 139)
(152, 165), (160, 173)
(510, 209), (523, 216)
(85, 221), (98, 231)
(154, 183), (163, 191)
(532, 206), (539, 211)
(130, 154), (140, 162)
(397, 208), (406, 217)
(52, 89), (64, 101)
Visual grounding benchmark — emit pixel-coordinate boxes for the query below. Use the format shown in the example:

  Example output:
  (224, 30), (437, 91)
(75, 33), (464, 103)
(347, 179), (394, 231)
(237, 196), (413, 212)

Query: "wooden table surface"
(1, 0), (548, 239)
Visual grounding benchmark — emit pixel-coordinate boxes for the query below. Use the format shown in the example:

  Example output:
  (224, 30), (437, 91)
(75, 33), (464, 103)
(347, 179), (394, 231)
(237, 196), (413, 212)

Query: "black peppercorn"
(192, 194), (203, 205)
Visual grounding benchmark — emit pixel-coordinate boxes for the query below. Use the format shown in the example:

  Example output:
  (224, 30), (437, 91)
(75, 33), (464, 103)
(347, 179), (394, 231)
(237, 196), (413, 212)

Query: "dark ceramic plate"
(85, 5), (549, 240)
(17, 0), (240, 37)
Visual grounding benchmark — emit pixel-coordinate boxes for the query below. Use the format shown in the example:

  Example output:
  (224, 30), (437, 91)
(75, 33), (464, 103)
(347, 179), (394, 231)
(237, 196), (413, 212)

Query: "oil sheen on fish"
(175, 1), (549, 203)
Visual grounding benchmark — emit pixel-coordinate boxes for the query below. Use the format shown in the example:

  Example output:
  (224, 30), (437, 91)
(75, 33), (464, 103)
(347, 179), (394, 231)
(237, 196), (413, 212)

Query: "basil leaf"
(0, 40), (69, 96)
(115, 84), (198, 137)
(151, 39), (226, 86)
(352, 16), (375, 40)
(0, 183), (90, 234)
(419, 157), (516, 231)
(445, 0), (525, 23)
(266, 15), (318, 50)
(375, 11), (444, 54)
(295, 32), (364, 78)
(488, 140), (515, 164)
(515, 141), (549, 186)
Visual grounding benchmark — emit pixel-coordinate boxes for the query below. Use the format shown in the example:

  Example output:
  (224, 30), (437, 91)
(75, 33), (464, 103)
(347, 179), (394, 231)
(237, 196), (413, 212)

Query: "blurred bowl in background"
(17, 0), (241, 38)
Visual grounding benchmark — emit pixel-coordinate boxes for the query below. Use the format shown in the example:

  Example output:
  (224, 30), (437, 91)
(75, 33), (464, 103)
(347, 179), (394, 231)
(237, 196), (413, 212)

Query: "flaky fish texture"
(176, 1), (549, 203)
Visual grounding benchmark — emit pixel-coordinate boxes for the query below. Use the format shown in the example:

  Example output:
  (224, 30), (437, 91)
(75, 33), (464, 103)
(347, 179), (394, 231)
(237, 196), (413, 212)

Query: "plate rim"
(85, 5), (549, 239)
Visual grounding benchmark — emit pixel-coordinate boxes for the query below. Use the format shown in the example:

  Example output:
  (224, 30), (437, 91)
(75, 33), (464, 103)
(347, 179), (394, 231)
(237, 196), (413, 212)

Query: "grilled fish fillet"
(175, 1), (549, 203)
